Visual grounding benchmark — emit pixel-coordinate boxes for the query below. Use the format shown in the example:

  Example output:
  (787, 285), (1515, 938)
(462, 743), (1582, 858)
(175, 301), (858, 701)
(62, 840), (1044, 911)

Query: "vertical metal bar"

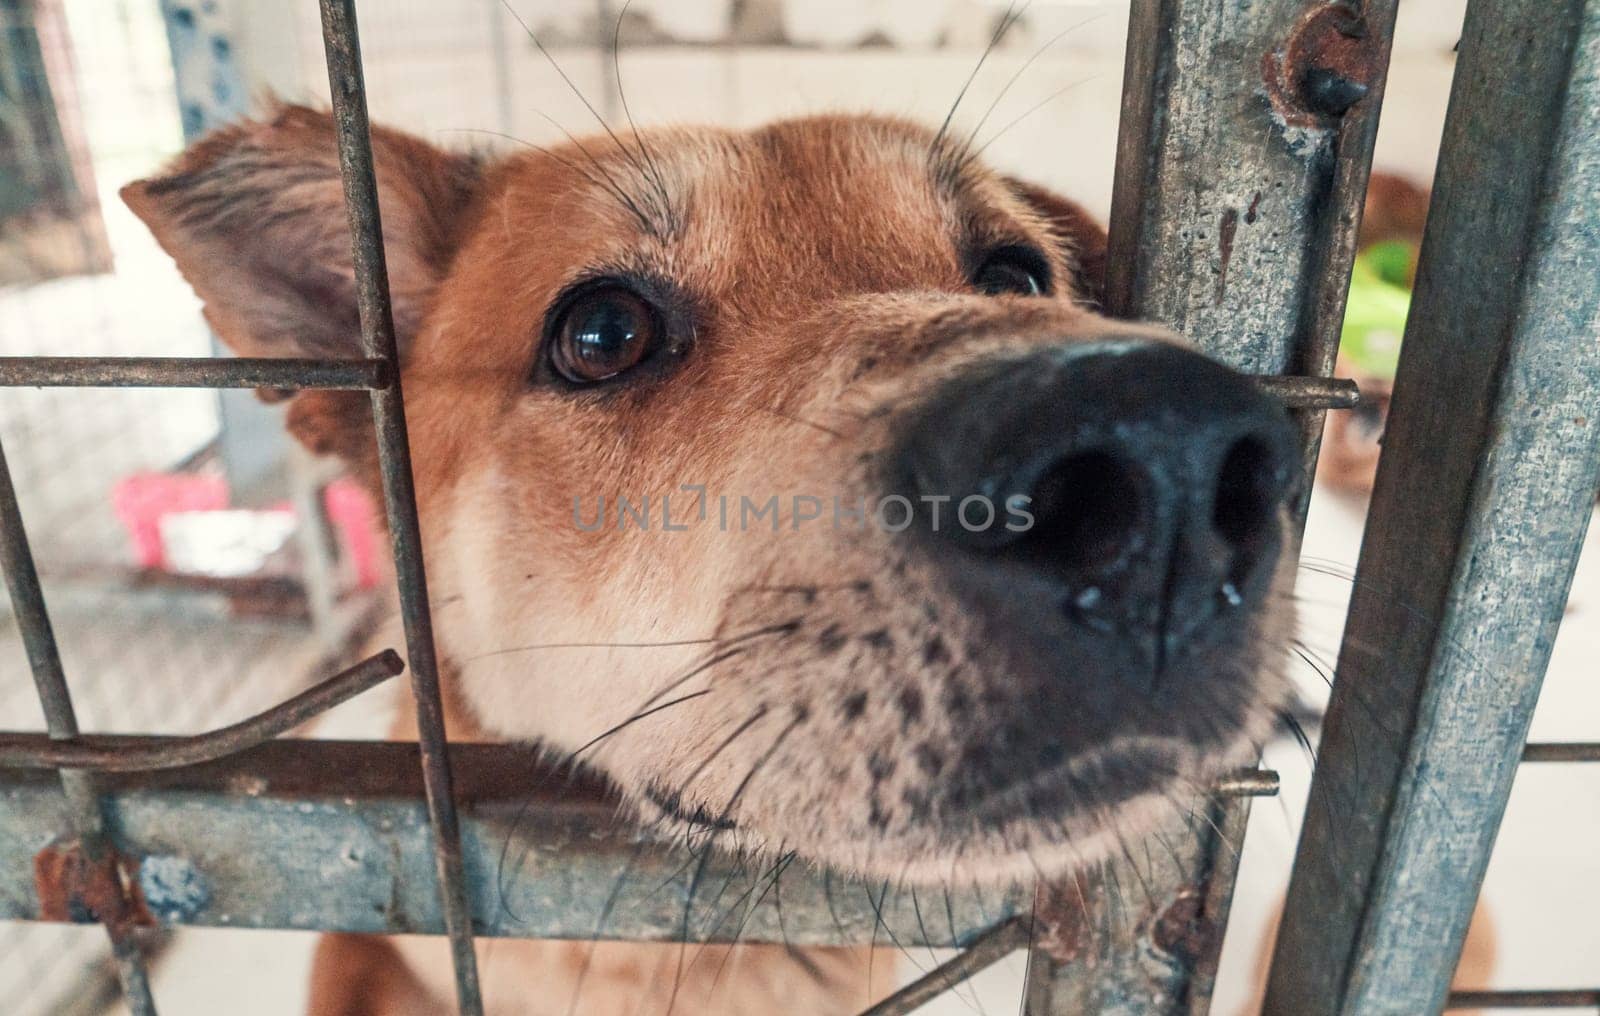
(1266, 3), (1600, 1013)
(0, 437), (159, 1016)
(1020, 3), (1399, 1013)
(316, 2), (484, 1014)
(1107, 0), (1398, 513)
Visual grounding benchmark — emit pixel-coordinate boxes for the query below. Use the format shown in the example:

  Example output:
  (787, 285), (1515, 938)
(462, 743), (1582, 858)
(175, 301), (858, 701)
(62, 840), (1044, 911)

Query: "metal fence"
(0, 1), (1596, 1015)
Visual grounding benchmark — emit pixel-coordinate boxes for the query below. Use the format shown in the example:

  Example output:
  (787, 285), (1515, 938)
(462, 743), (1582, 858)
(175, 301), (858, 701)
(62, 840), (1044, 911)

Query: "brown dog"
(124, 104), (1303, 1014)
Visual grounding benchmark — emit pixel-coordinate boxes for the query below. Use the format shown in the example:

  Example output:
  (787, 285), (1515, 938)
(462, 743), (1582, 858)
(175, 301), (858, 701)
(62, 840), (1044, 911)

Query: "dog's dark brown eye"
(974, 248), (1049, 297)
(550, 286), (661, 383)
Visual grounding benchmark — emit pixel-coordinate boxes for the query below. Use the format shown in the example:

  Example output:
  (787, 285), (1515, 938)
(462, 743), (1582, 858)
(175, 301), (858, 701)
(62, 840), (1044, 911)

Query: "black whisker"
(610, 0), (674, 222)
(493, 687), (713, 924)
(928, 1), (1031, 186)
(751, 404), (847, 440)
(498, 0), (670, 233)
(967, 75), (1100, 163)
(955, 13), (1105, 164)
(666, 715), (800, 1015)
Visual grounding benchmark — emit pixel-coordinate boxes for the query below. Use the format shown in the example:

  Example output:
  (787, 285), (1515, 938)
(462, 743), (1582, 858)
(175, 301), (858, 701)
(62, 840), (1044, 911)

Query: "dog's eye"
(550, 285), (662, 383)
(974, 247), (1050, 297)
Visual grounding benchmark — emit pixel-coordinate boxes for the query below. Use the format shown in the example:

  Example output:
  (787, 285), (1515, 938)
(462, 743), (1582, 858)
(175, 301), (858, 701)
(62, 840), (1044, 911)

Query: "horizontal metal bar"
(0, 360), (1356, 407)
(1213, 767), (1281, 797)
(0, 742), (1276, 942)
(0, 651), (403, 771)
(1446, 989), (1600, 1009)
(860, 918), (1030, 1016)
(0, 356), (390, 390)
(1254, 375), (1361, 410)
(0, 740), (1020, 941)
(1522, 742), (1600, 763)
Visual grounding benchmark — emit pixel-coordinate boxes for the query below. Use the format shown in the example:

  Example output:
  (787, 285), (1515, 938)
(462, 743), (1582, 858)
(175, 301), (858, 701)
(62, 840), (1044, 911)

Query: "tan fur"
(125, 105), (1298, 1014)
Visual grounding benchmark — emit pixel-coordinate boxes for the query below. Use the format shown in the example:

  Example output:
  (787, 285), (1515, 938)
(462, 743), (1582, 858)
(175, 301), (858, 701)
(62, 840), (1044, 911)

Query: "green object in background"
(1341, 242), (1416, 379)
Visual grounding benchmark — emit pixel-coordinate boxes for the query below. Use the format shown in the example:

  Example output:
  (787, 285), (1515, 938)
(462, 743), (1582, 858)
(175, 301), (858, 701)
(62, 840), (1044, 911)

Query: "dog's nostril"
(1024, 451), (1148, 573)
(1212, 435), (1282, 554)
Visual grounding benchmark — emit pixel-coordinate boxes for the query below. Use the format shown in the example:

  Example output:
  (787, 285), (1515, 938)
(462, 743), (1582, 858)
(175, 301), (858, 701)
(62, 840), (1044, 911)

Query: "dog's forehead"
(683, 117), (971, 295)
(490, 115), (1025, 297)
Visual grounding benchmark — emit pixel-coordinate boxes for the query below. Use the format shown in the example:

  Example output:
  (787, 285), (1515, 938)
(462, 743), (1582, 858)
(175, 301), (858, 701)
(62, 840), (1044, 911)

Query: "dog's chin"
(628, 726), (1265, 888)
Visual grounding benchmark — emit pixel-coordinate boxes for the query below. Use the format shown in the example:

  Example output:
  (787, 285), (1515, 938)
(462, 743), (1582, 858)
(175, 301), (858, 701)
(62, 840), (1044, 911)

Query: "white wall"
(213, 0), (1466, 217)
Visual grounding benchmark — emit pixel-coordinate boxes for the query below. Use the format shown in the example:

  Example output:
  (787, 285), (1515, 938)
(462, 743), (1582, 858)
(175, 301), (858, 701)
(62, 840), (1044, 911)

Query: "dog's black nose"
(893, 339), (1297, 674)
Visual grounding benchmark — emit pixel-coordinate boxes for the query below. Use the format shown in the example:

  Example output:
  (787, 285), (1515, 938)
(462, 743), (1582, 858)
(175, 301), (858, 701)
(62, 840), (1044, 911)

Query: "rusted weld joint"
(1151, 888), (1213, 966)
(34, 839), (155, 938)
(1264, 3), (1380, 126)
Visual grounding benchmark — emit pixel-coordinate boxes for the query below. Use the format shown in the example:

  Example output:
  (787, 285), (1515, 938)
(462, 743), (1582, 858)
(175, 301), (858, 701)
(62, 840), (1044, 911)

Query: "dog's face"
(125, 106), (1296, 884)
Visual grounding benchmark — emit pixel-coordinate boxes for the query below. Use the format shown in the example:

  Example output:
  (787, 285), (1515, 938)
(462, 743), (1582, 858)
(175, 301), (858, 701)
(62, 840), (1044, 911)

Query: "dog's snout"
(894, 339), (1297, 671)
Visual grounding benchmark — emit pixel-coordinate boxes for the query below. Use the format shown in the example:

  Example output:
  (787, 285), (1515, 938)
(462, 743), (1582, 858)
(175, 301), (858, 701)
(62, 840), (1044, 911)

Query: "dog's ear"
(122, 104), (480, 468)
(122, 103), (480, 364)
(1005, 178), (1108, 313)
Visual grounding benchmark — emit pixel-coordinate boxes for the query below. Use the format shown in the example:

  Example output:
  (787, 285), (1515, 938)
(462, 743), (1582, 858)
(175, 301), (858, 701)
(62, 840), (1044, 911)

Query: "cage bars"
(0, 1), (1595, 1014)
(0, 437), (158, 1015)
(1019, 0), (1401, 1011)
(1266, 1), (1600, 1013)
(316, 0), (484, 1011)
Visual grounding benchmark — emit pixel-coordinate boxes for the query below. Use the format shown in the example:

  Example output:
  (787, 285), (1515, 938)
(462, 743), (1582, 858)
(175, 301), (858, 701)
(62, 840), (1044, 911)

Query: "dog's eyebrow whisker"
(966, 74), (1101, 165)
(610, 0), (675, 227)
(524, 108), (661, 233)
(928, 0), (1031, 182)
(956, 12), (1107, 163)
(435, 124), (646, 227)
(498, 0), (671, 234)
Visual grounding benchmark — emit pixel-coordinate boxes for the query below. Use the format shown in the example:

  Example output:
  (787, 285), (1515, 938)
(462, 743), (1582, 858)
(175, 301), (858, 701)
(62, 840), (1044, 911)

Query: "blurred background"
(1, 1), (1594, 1014)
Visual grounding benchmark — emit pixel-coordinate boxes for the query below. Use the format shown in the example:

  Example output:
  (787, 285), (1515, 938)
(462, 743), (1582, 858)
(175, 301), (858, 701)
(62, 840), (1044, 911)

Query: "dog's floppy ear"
(1005, 178), (1108, 313)
(122, 102), (480, 364)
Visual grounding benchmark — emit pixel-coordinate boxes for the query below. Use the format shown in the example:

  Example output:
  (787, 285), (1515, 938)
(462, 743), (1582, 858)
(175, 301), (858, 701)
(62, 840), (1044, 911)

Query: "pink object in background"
(322, 478), (380, 588)
(111, 473), (379, 588)
(112, 473), (228, 569)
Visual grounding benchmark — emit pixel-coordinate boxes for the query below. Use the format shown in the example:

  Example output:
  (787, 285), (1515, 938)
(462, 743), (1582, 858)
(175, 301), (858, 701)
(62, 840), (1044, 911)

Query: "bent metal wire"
(0, 1), (1596, 1015)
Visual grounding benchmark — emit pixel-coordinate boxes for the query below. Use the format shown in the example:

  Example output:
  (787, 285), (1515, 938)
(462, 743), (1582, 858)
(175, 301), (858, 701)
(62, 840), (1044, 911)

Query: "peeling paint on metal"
(138, 855), (210, 923)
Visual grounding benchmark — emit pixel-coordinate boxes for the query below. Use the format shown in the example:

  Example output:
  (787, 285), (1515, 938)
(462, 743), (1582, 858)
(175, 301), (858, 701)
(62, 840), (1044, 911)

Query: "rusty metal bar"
(1446, 989), (1600, 1009)
(0, 651), (403, 771)
(1254, 375), (1360, 410)
(0, 746), (1275, 938)
(1266, 2), (1600, 1013)
(0, 436), (159, 1015)
(0, 740), (1026, 941)
(859, 918), (1030, 1016)
(1212, 767), (1282, 798)
(0, 356), (389, 390)
(316, 1), (482, 1012)
(1522, 743), (1600, 763)
(1108, 0), (1399, 514)
(1073, 2), (1400, 1012)
(0, 354), (1353, 410)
